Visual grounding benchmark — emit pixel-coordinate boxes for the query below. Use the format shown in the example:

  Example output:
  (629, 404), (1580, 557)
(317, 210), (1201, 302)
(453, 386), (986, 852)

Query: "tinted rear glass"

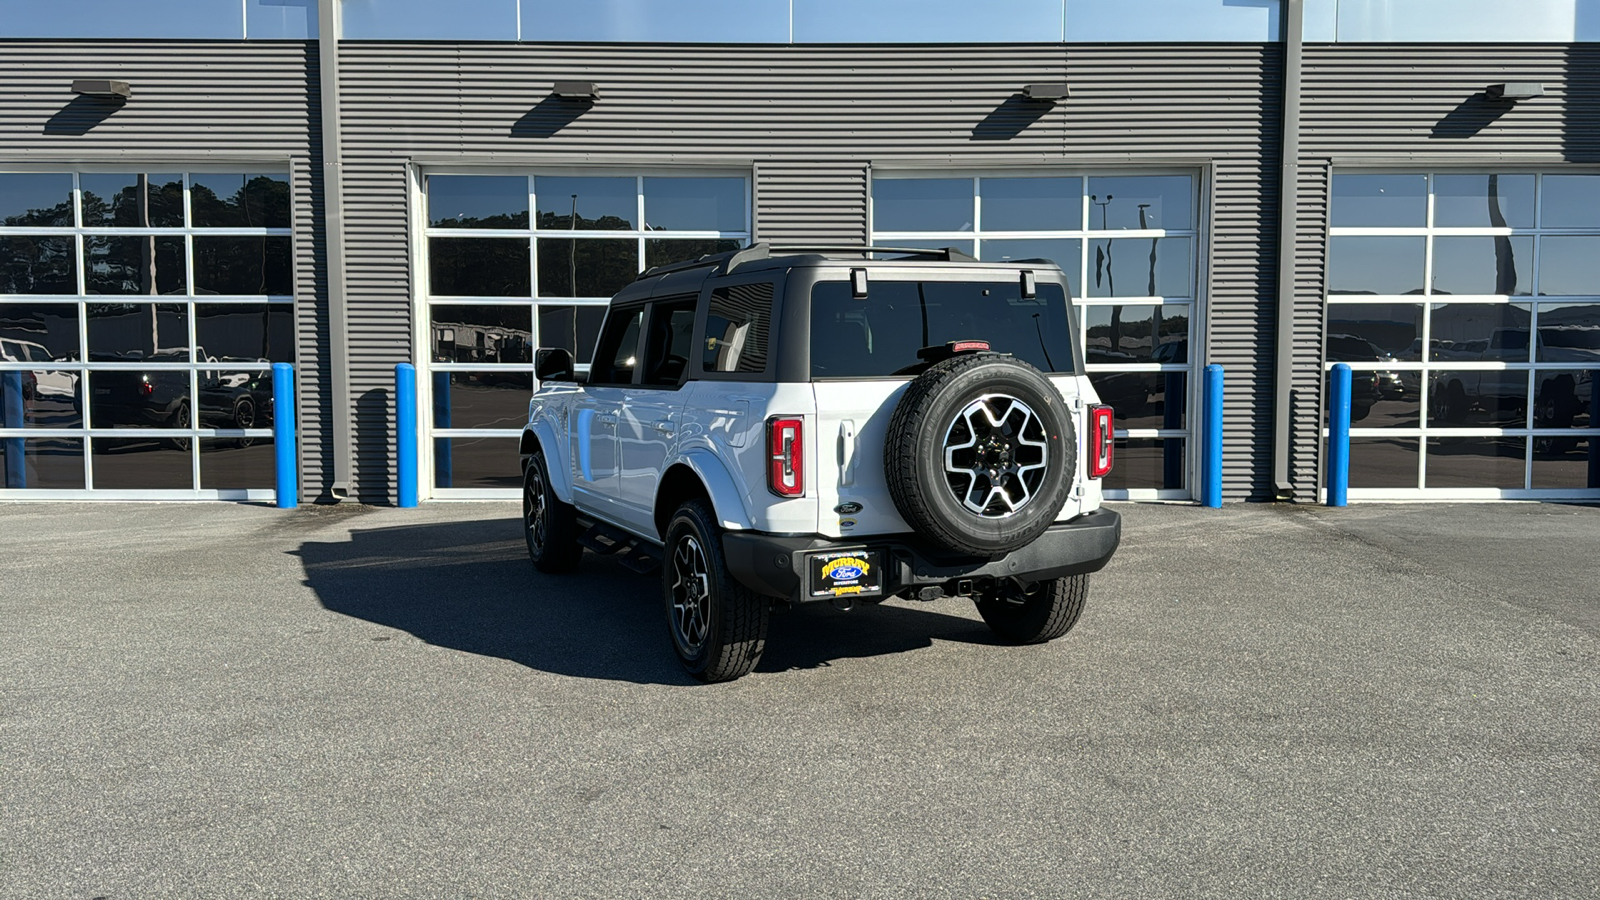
(809, 280), (1074, 378)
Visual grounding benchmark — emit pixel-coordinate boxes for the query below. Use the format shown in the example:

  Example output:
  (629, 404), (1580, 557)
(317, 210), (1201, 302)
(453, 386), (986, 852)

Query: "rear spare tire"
(885, 353), (1075, 557)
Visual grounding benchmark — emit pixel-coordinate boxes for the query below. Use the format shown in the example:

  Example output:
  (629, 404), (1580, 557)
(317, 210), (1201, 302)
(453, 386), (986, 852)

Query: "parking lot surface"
(2, 500), (1597, 899)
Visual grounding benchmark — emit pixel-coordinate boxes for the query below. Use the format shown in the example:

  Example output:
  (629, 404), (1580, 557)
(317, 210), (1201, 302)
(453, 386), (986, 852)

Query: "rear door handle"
(596, 414), (618, 425)
(653, 419), (675, 434)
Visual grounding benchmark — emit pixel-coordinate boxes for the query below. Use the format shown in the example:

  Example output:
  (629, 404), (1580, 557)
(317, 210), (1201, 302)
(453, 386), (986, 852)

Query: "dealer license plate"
(808, 549), (884, 599)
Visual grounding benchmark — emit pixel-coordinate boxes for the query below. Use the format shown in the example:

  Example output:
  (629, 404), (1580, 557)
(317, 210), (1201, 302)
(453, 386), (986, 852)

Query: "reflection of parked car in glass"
(197, 368), (273, 433)
(0, 337), (77, 400)
(1084, 348), (1149, 416)
(1430, 327), (1598, 425)
(87, 351), (191, 434)
(1325, 333), (1394, 421)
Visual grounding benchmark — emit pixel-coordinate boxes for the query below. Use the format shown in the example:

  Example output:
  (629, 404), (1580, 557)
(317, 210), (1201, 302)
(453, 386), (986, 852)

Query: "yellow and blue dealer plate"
(808, 550), (884, 599)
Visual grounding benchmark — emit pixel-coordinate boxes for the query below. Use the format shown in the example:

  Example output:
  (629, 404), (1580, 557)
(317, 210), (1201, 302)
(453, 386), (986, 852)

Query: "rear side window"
(703, 282), (773, 374)
(809, 280), (1075, 378)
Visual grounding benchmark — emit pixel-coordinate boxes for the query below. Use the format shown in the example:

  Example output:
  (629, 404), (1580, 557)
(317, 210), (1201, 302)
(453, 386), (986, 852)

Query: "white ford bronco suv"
(519, 245), (1121, 681)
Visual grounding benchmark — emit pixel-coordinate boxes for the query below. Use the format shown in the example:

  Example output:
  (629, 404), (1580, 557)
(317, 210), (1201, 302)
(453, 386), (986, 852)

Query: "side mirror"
(535, 347), (574, 381)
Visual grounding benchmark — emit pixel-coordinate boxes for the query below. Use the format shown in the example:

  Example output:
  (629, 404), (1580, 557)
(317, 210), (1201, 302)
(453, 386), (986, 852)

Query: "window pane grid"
(1, 170), (292, 493)
(1327, 171), (1600, 494)
(871, 171), (1201, 496)
(420, 171), (752, 496)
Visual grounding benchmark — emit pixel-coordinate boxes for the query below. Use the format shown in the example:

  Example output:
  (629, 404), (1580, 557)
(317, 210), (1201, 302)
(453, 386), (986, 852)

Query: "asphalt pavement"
(1, 500), (1596, 899)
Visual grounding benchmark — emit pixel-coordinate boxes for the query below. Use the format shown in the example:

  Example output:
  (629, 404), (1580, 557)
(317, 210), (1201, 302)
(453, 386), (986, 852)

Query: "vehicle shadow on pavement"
(294, 516), (998, 685)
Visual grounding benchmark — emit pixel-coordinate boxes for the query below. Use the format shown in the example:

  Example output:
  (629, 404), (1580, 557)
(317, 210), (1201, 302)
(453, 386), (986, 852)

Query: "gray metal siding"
(1291, 44), (1593, 497)
(753, 161), (868, 246)
(338, 42), (1284, 500)
(0, 40), (329, 497)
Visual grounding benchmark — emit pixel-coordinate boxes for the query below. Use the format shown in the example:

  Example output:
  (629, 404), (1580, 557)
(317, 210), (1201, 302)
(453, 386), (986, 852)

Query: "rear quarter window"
(703, 282), (774, 374)
(809, 280), (1075, 378)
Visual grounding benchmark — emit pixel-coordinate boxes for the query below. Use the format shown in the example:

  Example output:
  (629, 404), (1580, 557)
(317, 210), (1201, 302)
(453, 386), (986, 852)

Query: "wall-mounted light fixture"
(1022, 83), (1070, 102)
(71, 79), (131, 100)
(1487, 82), (1544, 101)
(551, 81), (599, 103)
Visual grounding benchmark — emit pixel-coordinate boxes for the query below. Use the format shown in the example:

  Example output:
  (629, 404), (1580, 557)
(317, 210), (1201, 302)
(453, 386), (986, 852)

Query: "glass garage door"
(420, 171), (750, 497)
(1327, 171), (1600, 498)
(871, 171), (1200, 500)
(0, 170), (293, 498)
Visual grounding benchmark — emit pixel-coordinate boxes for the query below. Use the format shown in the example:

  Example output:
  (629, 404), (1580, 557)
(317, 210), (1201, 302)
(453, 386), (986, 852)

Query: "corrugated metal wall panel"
(338, 42), (1284, 501)
(0, 40), (328, 498)
(753, 162), (868, 246)
(1292, 44), (1592, 499)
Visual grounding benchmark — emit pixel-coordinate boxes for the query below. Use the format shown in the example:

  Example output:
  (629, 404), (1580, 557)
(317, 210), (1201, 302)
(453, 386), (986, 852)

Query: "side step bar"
(575, 517), (662, 575)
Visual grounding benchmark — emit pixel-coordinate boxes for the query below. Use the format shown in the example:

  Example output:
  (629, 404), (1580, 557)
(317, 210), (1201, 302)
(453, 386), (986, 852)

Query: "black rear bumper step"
(721, 508), (1121, 603)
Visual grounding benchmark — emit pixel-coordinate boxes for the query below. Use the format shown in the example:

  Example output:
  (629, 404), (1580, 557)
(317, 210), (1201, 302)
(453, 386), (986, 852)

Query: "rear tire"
(975, 575), (1089, 644)
(662, 501), (769, 682)
(524, 449), (581, 574)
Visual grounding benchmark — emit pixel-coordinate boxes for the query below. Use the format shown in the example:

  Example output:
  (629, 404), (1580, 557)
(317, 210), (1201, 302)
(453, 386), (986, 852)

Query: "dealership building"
(2, 0), (1598, 504)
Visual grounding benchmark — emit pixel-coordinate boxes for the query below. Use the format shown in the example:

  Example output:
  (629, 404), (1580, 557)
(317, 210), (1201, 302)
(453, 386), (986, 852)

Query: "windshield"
(809, 280), (1075, 378)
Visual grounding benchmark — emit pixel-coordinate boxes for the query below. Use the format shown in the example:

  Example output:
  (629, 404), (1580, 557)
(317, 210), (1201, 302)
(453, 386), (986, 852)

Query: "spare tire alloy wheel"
(945, 394), (1050, 517)
(886, 354), (1075, 557)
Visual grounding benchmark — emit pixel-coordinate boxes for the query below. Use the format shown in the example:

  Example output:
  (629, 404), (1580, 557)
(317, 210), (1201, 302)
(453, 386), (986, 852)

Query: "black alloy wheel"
(661, 500), (769, 683)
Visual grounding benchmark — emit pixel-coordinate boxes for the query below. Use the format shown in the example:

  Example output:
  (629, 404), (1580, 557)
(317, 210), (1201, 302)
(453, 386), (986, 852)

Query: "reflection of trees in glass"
(80, 177), (183, 228)
(645, 239), (741, 270)
(536, 239), (637, 298)
(537, 212), (633, 230)
(429, 239), (531, 297)
(0, 237), (75, 294)
(85, 237), (186, 295)
(194, 237), (292, 296)
(3, 199), (73, 229)
(191, 175), (291, 228)
(436, 212), (527, 230)
(2, 194), (76, 293)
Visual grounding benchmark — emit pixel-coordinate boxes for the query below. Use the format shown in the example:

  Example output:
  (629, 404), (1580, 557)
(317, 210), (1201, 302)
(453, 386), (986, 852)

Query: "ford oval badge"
(834, 502), (863, 515)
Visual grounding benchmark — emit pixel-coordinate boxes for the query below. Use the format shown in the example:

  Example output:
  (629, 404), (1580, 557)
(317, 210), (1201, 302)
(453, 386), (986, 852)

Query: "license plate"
(808, 549), (883, 599)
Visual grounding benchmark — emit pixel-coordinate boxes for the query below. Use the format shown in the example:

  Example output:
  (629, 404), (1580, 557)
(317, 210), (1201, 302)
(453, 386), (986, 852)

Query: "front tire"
(524, 450), (581, 574)
(662, 501), (770, 682)
(975, 575), (1089, 644)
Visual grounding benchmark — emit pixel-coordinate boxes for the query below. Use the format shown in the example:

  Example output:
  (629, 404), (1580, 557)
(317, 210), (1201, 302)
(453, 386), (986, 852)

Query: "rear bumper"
(721, 508), (1121, 603)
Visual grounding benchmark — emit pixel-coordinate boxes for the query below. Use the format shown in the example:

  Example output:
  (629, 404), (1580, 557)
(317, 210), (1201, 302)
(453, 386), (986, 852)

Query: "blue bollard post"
(1202, 364), (1223, 508)
(432, 370), (452, 489)
(2, 370), (26, 488)
(1328, 363), (1352, 507)
(272, 363), (297, 508)
(396, 363), (418, 508)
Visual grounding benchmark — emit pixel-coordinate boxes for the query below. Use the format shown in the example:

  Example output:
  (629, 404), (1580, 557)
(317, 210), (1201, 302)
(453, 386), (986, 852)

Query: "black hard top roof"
(607, 243), (1069, 304)
(634, 242), (1064, 283)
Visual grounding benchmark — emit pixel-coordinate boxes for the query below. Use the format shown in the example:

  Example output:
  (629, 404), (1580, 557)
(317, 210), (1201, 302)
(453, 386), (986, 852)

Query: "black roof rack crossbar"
(769, 245), (979, 262)
(635, 243), (773, 281)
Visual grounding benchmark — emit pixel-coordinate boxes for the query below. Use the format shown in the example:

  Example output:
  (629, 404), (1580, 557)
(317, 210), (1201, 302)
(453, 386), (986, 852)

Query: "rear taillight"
(1088, 405), (1114, 479)
(767, 416), (804, 497)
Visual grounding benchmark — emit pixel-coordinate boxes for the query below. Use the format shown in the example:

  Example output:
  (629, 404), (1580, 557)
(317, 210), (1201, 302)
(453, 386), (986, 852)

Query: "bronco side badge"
(834, 502), (863, 515)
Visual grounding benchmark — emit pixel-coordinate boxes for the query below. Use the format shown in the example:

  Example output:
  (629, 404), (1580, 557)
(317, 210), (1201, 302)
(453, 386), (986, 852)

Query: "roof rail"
(768, 245), (979, 262)
(635, 242), (773, 281)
